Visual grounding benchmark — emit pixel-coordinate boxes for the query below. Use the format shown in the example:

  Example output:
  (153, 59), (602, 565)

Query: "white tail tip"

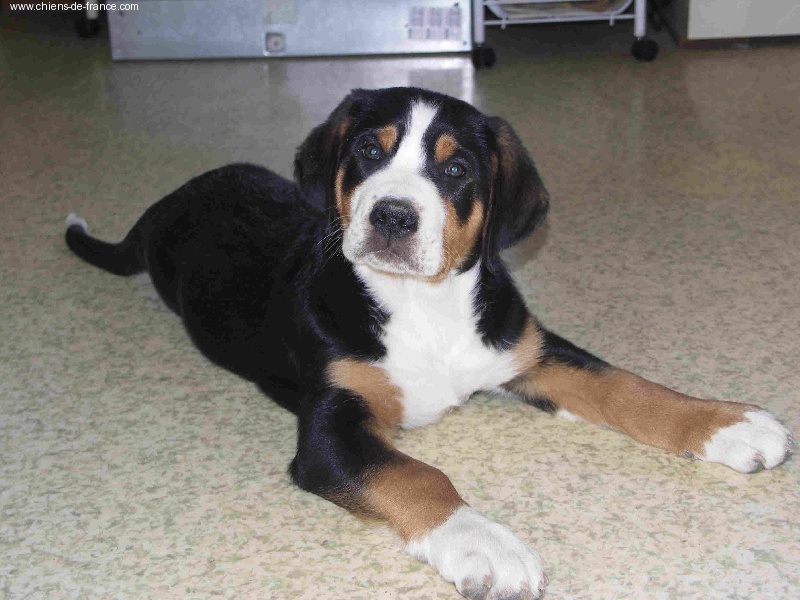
(65, 213), (89, 232)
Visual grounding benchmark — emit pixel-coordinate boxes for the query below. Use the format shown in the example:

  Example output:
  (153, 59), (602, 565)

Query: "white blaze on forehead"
(391, 102), (439, 172)
(341, 100), (445, 278)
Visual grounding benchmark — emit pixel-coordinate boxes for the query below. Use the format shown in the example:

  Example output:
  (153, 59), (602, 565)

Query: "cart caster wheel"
(632, 38), (659, 62)
(471, 45), (496, 69)
(76, 16), (101, 38)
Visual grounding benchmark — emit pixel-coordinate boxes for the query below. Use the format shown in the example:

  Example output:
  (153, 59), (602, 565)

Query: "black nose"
(369, 199), (419, 239)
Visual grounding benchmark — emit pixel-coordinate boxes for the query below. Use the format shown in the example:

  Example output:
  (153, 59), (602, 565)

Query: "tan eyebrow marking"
(377, 125), (399, 153)
(434, 133), (458, 163)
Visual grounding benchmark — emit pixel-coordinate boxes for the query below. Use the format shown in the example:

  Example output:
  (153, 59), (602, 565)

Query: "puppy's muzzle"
(369, 198), (419, 240)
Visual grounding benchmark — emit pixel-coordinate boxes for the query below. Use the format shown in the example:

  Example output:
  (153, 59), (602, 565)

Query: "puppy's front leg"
(505, 325), (793, 472)
(291, 382), (546, 599)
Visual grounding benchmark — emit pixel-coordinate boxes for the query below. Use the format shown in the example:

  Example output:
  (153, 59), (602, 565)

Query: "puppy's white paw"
(702, 410), (793, 473)
(406, 506), (546, 600)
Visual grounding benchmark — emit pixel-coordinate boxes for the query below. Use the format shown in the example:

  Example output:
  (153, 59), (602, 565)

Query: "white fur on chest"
(356, 265), (520, 428)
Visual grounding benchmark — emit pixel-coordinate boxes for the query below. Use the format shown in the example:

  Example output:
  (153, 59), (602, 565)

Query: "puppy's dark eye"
(361, 144), (383, 161)
(444, 163), (465, 178)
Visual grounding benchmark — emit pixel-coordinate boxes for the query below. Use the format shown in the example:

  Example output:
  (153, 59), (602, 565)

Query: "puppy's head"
(294, 87), (549, 281)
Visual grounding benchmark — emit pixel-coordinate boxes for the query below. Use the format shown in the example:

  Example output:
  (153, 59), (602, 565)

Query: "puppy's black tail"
(65, 213), (145, 276)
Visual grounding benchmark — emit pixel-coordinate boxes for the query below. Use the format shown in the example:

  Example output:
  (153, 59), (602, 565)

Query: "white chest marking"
(357, 264), (520, 428)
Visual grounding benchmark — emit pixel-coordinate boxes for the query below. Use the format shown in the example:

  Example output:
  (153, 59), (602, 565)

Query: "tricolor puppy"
(65, 87), (793, 599)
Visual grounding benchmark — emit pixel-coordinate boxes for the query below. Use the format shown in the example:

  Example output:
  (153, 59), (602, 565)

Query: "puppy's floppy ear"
(294, 90), (366, 211)
(485, 117), (550, 253)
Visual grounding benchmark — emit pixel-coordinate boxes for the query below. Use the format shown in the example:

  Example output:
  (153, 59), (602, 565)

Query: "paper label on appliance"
(409, 6), (462, 41)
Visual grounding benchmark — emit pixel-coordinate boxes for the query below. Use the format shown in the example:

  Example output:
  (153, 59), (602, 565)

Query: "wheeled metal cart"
(472, 0), (658, 67)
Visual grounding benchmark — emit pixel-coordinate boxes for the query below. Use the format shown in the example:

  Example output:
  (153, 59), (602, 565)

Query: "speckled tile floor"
(1, 11), (799, 600)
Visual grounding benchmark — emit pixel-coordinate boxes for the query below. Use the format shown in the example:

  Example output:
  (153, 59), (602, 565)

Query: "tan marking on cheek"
(516, 365), (754, 456)
(431, 199), (485, 282)
(327, 359), (404, 432)
(365, 459), (465, 542)
(334, 166), (352, 228)
(434, 133), (458, 164)
(377, 125), (398, 154)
